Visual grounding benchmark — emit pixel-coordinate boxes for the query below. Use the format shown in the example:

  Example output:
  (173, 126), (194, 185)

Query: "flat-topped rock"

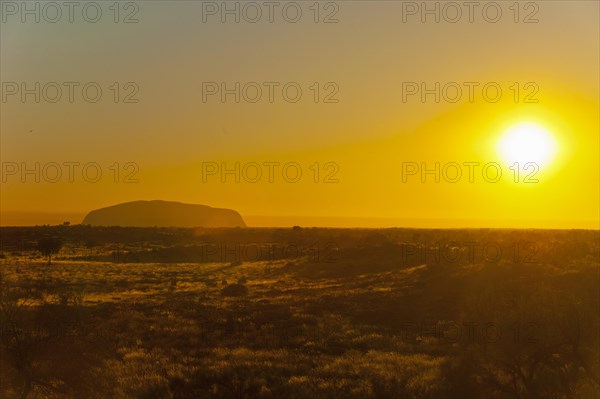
(82, 200), (245, 227)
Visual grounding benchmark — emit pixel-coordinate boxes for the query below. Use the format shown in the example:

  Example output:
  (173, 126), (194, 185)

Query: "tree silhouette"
(37, 237), (62, 265)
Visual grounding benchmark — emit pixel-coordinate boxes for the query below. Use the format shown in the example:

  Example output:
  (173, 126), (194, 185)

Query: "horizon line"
(1, 211), (598, 230)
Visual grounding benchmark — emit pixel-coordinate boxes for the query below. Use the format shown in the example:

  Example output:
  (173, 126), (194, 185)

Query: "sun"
(497, 122), (558, 169)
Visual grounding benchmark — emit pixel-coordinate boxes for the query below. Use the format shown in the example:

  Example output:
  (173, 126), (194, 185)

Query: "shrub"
(221, 283), (248, 297)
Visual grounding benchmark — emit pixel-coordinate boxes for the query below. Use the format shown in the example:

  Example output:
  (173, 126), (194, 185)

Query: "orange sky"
(1, 1), (599, 228)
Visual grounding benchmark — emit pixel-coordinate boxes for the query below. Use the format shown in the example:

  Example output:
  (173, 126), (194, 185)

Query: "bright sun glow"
(497, 122), (558, 168)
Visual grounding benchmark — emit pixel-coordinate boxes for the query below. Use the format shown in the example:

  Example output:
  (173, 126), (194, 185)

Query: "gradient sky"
(1, 1), (599, 227)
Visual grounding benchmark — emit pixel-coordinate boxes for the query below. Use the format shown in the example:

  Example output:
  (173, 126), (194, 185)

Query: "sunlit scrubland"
(0, 226), (598, 399)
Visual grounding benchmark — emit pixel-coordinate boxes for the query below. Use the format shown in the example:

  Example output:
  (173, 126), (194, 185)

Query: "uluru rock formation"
(81, 200), (246, 227)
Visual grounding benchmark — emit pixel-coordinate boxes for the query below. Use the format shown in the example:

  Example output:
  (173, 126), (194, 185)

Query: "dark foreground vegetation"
(0, 226), (598, 398)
